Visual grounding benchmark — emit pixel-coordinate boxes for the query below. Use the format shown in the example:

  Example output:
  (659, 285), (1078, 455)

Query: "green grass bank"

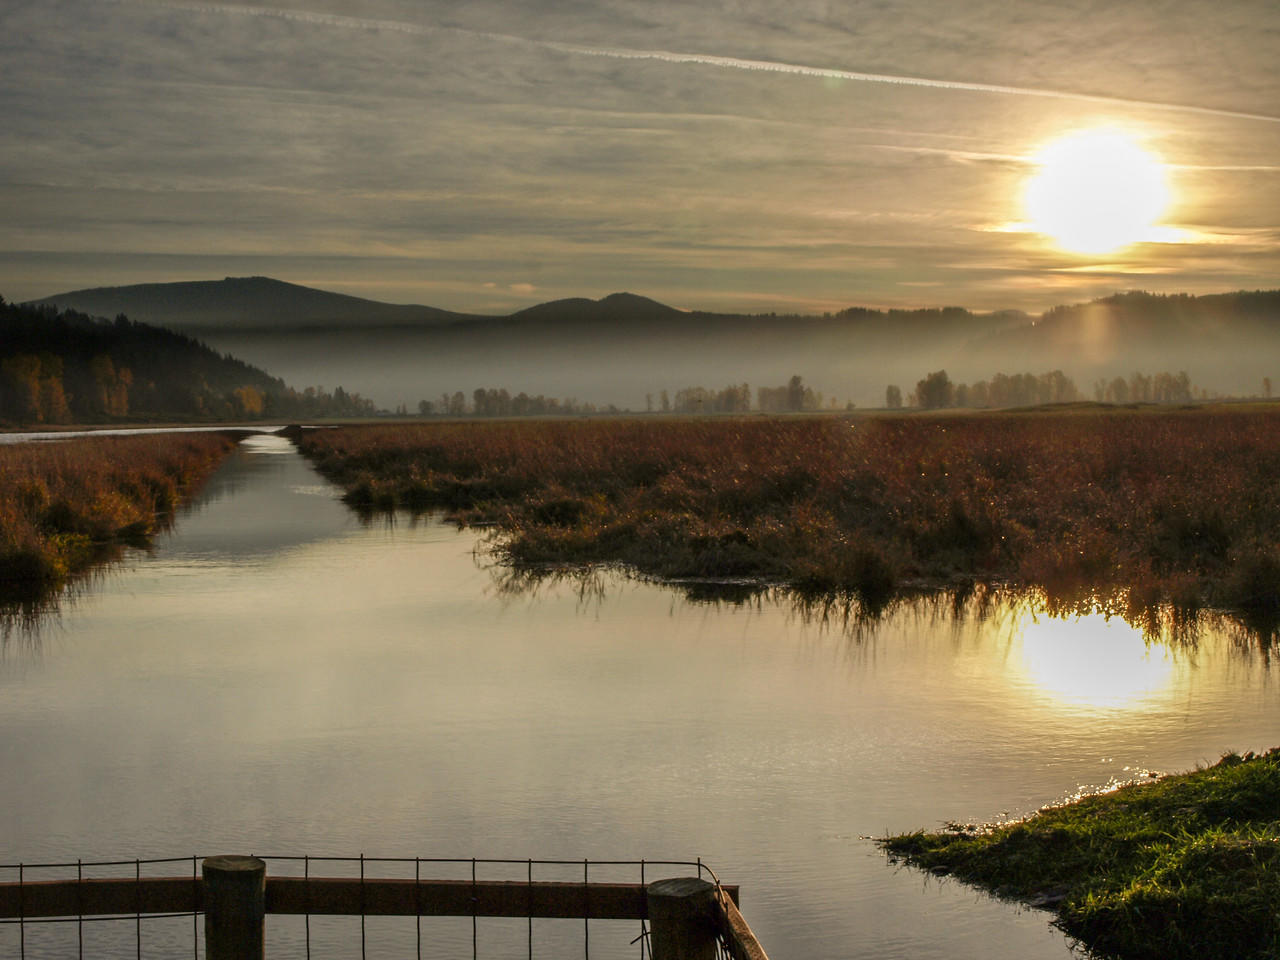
(881, 749), (1280, 960)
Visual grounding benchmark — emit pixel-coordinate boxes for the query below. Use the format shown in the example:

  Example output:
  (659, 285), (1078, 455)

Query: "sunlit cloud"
(1049, 264), (1183, 275)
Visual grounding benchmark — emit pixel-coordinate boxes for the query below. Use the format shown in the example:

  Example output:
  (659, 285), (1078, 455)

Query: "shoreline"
(880, 750), (1280, 960)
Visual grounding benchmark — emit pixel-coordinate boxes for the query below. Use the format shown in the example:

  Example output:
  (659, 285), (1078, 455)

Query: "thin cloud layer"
(1, 0), (1277, 311)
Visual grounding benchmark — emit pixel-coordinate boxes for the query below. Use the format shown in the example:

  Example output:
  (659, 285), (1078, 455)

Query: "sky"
(2, 0), (1277, 316)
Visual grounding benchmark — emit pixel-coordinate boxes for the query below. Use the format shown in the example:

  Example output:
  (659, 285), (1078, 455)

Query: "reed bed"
(298, 407), (1280, 624)
(0, 433), (236, 596)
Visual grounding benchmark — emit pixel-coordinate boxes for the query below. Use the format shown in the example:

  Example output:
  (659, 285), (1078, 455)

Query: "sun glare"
(1017, 613), (1176, 712)
(1024, 129), (1170, 255)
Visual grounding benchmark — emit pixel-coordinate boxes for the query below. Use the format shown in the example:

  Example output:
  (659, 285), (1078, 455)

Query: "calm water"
(2, 435), (1276, 959)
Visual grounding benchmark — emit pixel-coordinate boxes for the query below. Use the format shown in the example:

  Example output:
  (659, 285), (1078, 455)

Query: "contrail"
(132, 0), (1280, 126)
(542, 42), (1280, 126)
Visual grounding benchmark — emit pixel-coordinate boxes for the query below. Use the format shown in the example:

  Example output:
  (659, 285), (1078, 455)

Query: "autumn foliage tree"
(0, 297), (377, 424)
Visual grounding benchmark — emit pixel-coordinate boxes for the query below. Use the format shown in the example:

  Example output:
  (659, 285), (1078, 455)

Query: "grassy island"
(298, 406), (1280, 630)
(0, 432), (237, 600)
(881, 750), (1280, 960)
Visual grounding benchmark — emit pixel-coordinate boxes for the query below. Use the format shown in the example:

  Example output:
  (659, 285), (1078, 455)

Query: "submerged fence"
(0, 855), (768, 960)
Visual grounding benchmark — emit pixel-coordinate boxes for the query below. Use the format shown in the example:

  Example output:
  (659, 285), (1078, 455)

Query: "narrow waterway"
(2, 435), (1275, 959)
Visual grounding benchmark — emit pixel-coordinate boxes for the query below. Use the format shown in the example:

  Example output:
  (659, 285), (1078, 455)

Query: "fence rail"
(0, 856), (768, 960)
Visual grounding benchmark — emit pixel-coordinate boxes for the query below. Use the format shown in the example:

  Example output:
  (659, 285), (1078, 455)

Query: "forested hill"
(0, 298), (375, 424)
(28, 276), (479, 331)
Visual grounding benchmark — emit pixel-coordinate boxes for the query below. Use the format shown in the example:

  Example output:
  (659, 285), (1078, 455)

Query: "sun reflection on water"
(1015, 611), (1178, 711)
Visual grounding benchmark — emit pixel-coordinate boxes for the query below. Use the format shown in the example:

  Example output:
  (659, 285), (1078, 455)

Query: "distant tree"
(233, 385), (265, 417)
(915, 370), (953, 409)
(714, 382), (751, 413)
(418, 399), (434, 416)
(673, 386), (709, 414)
(1151, 371), (1192, 404)
(786, 374), (805, 412)
(757, 385), (786, 412)
(2, 355), (43, 422)
(660, 389), (670, 413)
(1129, 372), (1152, 403)
(1265, 377), (1273, 399)
(1040, 369), (1077, 404)
(968, 380), (988, 408)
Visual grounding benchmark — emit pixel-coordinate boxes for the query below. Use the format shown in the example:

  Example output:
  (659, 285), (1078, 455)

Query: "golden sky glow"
(0, 0), (1277, 313)
(1024, 129), (1172, 255)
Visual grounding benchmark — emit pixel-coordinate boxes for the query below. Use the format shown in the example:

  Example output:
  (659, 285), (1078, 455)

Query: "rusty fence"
(0, 855), (768, 960)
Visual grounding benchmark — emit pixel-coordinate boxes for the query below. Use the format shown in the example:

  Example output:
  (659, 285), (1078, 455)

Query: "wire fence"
(0, 856), (753, 960)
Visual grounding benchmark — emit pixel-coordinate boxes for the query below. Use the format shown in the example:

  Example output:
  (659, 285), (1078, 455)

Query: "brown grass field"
(297, 405), (1280, 634)
(0, 432), (237, 600)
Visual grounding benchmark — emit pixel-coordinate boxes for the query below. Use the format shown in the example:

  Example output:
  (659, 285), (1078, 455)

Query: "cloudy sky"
(2, 0), (1277, 314)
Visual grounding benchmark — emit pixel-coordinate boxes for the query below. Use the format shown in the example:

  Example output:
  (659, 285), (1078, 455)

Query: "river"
(2, 434), (1275, 959)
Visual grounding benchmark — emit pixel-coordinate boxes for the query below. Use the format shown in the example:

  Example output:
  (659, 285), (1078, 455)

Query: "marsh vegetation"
(0, 432), (236, 603)
(299, 406), (1280, 637)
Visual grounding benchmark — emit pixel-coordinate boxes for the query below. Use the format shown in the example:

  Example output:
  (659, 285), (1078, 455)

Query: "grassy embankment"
(882, 750), (1280, 960)
(298, 406), (1280, 628)
(0, 433), (237, 601)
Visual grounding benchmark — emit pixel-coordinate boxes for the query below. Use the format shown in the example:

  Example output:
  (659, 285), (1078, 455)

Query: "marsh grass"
(0, 433), (236, 603)
(298, 407), (1280, 633)
(881, 749), (1280, 960)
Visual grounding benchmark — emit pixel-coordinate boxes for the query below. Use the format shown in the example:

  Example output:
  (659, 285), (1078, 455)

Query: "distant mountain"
(511, 292), (686, 325)
(28, 276), (481, 331)
(31, 279), (691, 335)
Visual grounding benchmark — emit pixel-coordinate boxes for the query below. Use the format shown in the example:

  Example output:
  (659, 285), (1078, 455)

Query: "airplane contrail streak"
(131, 0), (1280, 126)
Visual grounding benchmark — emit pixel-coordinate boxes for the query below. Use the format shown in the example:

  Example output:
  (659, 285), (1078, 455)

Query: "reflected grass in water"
(0, 432), (237, 614)
(481, 553), (1275, 664)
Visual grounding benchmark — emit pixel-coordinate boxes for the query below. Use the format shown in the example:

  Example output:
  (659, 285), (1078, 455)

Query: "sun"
(1024, 129), (1170, 255)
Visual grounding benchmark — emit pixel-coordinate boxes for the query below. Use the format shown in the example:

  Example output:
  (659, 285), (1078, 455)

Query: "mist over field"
(30, 278), (1280, 411)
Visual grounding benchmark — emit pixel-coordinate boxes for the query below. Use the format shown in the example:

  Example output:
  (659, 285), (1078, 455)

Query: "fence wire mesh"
(0, 856), (743, 960)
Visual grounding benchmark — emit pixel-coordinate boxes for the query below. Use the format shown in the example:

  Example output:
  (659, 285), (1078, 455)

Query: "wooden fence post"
(645, 877), (719, 960)
(202, 855), (265, 960)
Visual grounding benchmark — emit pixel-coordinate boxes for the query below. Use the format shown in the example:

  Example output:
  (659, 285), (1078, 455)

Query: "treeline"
(415, 388), (620, 417)
(415, 376), (831, 418)
(1091, 371), (1195, 404)
(660, 376), (827, 414)
(894, 369), (1200, 410)
(0, 297), (376, 423)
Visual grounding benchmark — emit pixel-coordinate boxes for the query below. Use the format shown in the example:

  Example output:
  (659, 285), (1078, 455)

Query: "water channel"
(2, 434), (1276, 959)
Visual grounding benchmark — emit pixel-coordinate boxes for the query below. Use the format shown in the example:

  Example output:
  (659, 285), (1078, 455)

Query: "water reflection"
(483, 554), (1277, 667)
(1016, 613), (1177, 712)
(2, 434), (353, 654)
(1, 537), (142, 655)
(4, 438), (1279, 960)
